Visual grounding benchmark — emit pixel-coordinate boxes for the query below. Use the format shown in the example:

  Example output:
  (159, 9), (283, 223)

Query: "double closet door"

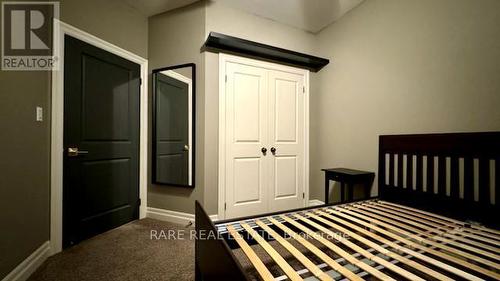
(221, 55), (308, 219)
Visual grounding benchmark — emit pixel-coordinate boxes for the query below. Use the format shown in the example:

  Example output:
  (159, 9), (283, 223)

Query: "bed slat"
(370, 202), (500, 250)
(379, 200), (500, 240)
(280, 215), (395, 281)
(296, 213), (418, 281)
(226, 225), (275, 281)
(333, 206), (494, 280)
(254, 220), (333, 281)
(358, 203), (500, 269)
(318, 209), (454, 281)
(366, 202), (500, 262)
(379, 200), (460, 224)
(266, 217), (363, 281)
(305, 212), (425, 281)
(314, 211), (456, 281)
(447, 230), (500, 253)
(240, 222), (303, 281)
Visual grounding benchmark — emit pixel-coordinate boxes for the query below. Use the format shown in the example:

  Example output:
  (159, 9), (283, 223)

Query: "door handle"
(270, 147), (277, 155)
(261, 147), (267, 155)
(183, 145), (189, 151)
(67, 147), (89, 157)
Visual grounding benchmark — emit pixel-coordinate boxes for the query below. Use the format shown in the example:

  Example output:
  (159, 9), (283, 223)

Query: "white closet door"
(224, 62), (269, 218)
(268, 70), (305, 212)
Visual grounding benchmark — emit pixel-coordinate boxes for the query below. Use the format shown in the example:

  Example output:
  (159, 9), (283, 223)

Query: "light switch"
(36, 106), (43, 122)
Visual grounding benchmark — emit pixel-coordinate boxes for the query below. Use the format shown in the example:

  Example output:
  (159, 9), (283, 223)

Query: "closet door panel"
(224, 62), (269, 218)
(274, 78), (297, 142)
(268, 70), (305, 212)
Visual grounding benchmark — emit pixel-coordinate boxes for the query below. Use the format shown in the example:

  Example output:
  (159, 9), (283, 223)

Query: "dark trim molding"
(202, 32), (329, 72)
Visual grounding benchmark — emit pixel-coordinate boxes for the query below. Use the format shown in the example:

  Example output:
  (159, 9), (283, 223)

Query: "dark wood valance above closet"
(202, 32), (330, 72)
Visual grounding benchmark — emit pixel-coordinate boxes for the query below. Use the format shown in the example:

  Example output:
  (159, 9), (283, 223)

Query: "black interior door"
(155, 73), (189, 185)
(63, 35), (140, 248)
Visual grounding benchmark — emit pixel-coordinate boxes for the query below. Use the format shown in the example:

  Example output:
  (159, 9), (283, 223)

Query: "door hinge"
(302, 86), (305, 93)
(225, 75), (227, 83)
(139, 78), (142, 85)
(302, 192), (305, 199)
(138, 198), (141, 206)
(224, 203), (227, 210)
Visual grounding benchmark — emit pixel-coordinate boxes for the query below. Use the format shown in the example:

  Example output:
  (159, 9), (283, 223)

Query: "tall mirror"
(152, 63), (195, 187)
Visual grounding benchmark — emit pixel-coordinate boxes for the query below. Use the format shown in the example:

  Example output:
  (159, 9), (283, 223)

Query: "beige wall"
(60, 0), (148, 58)
(202, 1), (319, 214)
(0, 0), (147, 278)
(148, 2), (205, 213)
(310, 0), (500, 202)
(0, 70), (51, 279)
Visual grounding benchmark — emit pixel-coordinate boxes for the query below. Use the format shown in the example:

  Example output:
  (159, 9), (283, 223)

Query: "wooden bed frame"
(379, 132), (499, 228)
(195, 132), (500, 280)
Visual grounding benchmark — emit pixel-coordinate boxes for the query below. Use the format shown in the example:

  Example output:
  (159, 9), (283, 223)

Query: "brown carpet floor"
(28, 219), (195, 281)
(27, 218), (377, 281)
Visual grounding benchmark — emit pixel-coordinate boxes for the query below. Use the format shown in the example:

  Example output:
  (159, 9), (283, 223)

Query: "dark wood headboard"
(378, 132), (500, 228)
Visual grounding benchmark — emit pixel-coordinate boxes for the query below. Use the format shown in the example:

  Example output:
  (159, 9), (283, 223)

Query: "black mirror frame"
(151, 63), (196, 188)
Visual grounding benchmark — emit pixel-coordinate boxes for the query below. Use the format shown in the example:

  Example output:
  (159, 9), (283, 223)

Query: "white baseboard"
(147, 202), (333, 225)
(147, 207), (194, 225)
(308, 199), (325, 206)
(146, 201), (329, 226)
(2, 241), (50, 281)
(146, 207), (218, 225)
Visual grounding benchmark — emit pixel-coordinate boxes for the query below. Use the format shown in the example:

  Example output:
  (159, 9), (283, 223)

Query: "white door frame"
(50, 20), (148, 254)
(217, 53), (310, 220)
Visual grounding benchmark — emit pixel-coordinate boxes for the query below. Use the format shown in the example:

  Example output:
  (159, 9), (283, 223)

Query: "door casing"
(217, 53), (310, 220)
(50, 20), (148, 255)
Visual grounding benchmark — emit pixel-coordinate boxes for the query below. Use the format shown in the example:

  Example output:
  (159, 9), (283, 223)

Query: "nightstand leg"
(340, 182), (345, 203)
(324, 179), (329, 204)
(364, 181), (370, 199)
(347, 183), (354, 202)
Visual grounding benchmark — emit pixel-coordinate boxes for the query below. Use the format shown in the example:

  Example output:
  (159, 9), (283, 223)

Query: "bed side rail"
(195, 200), (250, 281)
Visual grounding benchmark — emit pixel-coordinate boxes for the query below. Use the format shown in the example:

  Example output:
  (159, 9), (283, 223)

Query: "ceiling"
(124, 0), (364, 33)
(122, 0), (199, 16)
(213, 0), (365, 33)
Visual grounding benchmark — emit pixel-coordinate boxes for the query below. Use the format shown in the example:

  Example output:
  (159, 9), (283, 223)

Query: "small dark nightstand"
(322, 168), (375, 204)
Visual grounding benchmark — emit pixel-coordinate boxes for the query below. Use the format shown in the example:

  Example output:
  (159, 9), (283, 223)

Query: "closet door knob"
(261, 147), (267, 155)
(270, 147), (276, 155)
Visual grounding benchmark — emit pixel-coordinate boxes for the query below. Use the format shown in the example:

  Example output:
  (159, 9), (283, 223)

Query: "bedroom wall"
(147, 2), (206, 214)
(203, 0), (319, 214)
(0, 0), (147, 278)
(310, 0), (500, 202)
